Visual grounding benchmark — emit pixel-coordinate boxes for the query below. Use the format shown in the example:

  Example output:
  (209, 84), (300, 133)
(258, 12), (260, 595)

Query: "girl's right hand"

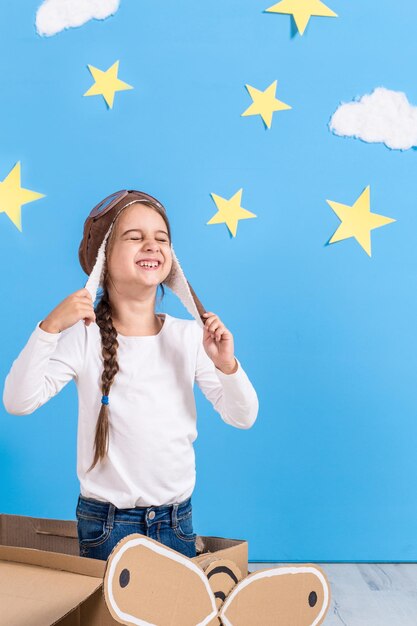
(40, 288), (97, 334)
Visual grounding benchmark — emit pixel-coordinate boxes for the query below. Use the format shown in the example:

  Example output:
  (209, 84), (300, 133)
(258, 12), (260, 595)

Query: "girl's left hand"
(202, 312), (237, 373)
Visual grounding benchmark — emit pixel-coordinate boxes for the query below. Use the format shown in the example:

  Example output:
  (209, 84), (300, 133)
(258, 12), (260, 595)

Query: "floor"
(248, 562), (417, 625)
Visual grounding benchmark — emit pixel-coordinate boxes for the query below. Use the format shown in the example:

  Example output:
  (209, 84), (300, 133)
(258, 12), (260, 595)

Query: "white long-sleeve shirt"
(3, 312), (259, 508)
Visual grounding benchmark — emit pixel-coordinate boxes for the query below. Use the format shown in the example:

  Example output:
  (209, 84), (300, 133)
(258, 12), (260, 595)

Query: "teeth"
(138, 261), (159, 268)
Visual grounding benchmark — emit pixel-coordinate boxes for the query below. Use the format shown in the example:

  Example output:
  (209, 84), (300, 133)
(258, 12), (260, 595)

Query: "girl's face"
(107, 203), (172, 291)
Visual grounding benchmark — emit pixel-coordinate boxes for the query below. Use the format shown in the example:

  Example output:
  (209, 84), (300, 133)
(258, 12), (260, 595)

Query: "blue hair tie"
(101, 395), (109, 405)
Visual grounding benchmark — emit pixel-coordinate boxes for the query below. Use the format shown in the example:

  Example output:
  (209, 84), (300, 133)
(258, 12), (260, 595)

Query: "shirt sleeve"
(193, 323), (259, 429)
(2, 319), (86, 415)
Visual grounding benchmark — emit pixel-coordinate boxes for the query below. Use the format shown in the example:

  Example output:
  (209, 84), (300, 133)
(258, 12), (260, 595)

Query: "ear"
(218, 564), (331, 626)
(102, 533), (218, 626)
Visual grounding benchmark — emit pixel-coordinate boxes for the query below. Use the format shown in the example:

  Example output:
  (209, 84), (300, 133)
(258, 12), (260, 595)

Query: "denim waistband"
(76, 493), (192, 527)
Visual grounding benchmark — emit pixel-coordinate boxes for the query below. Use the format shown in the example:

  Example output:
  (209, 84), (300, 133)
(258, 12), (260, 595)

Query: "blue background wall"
(1, 0), (417, 562)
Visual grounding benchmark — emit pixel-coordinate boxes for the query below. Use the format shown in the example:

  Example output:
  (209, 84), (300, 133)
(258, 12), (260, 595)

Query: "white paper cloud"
(35, 0), (120, 37)
(329, 87), (417, 151)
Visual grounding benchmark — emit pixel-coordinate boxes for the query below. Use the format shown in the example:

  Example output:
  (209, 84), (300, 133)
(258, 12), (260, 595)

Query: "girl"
(3, 189), (259, 562)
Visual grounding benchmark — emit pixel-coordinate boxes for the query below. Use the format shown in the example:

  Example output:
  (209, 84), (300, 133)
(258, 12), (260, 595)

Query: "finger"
(80, 305), (96, 321)
(78, 288), (94, 302)
(208, 327), (225, 341)
(204, 325), (218, 341)
(205, 323), (218, 337)
(208, 321), (224, 334)
(206, 317), (221, 331)
(203, 313), (217, 323)
(74, 294), (93, 306)
(80, 291), (94, 302)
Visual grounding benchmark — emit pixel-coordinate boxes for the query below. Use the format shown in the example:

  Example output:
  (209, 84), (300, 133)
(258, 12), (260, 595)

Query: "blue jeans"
(75, 493), (197, 561)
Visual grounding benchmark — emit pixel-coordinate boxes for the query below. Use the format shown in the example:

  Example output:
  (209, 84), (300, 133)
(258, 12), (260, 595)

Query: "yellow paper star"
(84, 60), (133, 109)
(326, 186), (395, 257)
(241, 80), (291, 129)
(265, 0), (337, 36)
(0, 162), (45, 231)
(207, 189), (257, 237)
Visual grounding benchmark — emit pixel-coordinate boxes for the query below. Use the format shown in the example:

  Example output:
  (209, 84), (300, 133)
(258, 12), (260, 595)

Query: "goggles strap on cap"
(89, 189), (129, 219)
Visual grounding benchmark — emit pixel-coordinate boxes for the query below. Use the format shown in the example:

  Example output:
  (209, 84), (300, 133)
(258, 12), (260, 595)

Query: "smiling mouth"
(136, 262), (161, 271)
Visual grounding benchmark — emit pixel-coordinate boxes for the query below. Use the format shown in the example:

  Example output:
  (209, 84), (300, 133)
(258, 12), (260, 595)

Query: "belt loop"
(106, 502), (116, 530)
(171, 502), (179, 528)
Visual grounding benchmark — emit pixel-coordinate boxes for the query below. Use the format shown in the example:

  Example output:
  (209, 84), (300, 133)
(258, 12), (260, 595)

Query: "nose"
(143, 239), (160, 252)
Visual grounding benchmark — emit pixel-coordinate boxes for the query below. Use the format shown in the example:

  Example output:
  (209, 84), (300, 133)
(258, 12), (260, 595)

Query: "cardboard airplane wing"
(102, 533), (331, 626)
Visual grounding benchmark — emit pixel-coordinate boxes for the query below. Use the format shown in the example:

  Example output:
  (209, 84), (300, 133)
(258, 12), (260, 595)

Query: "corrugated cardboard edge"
(195, 536), (249, 577)
(0, 545), (105, 626)
(0, 544), (106, 578)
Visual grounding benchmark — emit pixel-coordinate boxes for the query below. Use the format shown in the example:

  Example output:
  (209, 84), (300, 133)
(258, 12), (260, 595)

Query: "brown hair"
(86, 201), (172, 472)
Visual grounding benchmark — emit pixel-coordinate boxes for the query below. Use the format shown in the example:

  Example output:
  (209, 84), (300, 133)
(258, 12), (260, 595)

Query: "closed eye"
(129, 237), (168, 242)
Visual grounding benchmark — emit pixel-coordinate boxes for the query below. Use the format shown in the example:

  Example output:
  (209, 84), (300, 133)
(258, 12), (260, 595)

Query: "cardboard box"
(0, 512), (331, 625)
(0, 512), (248, 626)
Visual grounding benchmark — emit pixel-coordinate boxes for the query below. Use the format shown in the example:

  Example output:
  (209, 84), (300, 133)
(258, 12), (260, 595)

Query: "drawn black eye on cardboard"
(103, 533), (331, 626)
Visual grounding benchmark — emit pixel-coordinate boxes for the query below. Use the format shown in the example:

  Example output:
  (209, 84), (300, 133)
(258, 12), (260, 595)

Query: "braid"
(85, 200), (170, 473)
(87, 282), (119, 472)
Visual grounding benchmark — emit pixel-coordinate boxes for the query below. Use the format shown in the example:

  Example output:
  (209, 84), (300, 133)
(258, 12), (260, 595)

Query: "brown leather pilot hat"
(79, 189), (206, 326)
